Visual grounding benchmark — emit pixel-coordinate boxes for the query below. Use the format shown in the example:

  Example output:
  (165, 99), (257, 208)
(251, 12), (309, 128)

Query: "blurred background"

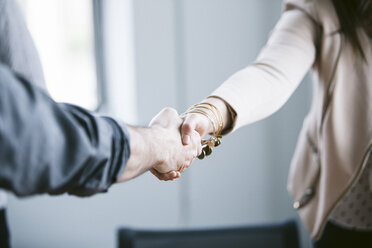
(8, 0), (313, 247)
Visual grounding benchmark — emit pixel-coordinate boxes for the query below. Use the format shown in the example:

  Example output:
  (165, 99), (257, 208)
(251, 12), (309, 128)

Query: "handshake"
(118, 98), (230, 182)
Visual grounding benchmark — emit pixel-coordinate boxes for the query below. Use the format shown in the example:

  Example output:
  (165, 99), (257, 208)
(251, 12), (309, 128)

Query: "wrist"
(195, 112), (215, 135)
(183, 99), (226, 160)
(118, 126), (157, 182)
(203, 97), (231, 132)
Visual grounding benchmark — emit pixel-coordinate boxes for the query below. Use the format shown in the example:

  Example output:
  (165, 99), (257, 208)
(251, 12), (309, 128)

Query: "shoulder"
(283, 0), (339, 34)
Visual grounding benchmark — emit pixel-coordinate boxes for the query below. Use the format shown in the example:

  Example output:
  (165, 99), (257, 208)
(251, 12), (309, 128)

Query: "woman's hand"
(181, 113), (212, 145)
(181, 97), (232, 145)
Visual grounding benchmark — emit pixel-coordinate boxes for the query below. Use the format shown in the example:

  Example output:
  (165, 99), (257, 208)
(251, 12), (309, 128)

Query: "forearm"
(0, 65), (130, 196)
(210, 9), (317, 131)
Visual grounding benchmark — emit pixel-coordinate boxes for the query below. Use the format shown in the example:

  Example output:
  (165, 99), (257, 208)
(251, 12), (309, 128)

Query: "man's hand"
(149, 108), (201, 180)
(117, 108), (201, 182)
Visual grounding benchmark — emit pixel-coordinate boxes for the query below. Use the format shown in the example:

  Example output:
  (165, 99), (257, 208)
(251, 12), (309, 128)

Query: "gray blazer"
(0, 0), (130, 197)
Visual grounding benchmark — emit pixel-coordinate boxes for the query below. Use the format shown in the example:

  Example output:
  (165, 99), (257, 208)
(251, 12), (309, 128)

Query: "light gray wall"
(8, 0), (313, 247)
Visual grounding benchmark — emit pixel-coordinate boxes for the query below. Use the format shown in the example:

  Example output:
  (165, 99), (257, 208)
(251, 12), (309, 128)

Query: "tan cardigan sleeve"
(210, 8), (318, 132)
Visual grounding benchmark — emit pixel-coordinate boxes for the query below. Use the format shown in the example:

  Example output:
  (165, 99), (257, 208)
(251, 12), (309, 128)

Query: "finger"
(181, 115), (198, 145)
(184, 157), (195, 169)
(167, 171), (179, 180)
(152, 170), (175, 181)
(190, 130), (202, 156)
(151, 169), (178, 181)
(150, 169), (166, 180)
(179, 161), (188, 172)
(197, 144), (202, 156)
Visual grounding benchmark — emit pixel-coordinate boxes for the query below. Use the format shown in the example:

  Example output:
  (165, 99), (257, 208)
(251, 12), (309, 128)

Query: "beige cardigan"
(212, 0), (372, 239)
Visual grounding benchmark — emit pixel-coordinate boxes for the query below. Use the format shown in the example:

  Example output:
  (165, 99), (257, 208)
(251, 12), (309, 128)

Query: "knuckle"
(182, 123), (193, 134)
(183, 163), (189, 170)
(163, 107), (178, 116)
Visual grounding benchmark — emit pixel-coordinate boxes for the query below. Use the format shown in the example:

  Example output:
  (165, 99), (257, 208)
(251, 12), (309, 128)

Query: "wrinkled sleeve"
(0, 64), (130, 197)
(211, 8), (319, 132)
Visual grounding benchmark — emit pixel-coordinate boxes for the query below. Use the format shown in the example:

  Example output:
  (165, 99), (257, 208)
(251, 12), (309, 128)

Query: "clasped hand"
(150, 98), (227, 180)
(119, 106), (212, 182)
(148, 107), (203, 181)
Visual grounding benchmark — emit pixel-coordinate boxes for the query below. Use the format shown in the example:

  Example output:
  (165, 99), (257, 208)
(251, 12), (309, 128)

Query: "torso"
(329, 161), (372, 230)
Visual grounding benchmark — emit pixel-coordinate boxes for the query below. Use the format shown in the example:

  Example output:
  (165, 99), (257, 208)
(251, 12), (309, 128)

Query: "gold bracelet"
(187, 105), (219, 133)
(199, 102), (223, 135)
(185, 104), (222, 135)
(186, 108), (216, 134)
(183, 102), (224, 159)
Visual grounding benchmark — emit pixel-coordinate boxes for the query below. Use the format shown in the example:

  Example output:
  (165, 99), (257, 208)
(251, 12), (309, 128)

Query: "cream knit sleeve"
(211, 8), (318, 132)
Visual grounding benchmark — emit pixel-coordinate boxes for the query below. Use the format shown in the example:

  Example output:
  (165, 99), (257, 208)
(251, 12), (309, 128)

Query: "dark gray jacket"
(0, 0), (130, 197)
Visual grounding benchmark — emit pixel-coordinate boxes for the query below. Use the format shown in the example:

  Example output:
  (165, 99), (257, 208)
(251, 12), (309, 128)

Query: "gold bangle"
(186, 108), (216, 134)
(183, 104), (220, 136)
(188, 105), (219, 134)
(198, 102), (223, 135)
(182, 102), (224, 160)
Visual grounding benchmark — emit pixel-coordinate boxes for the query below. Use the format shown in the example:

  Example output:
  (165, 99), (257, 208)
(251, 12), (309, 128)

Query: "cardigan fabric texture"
(212, 0), (372, 239)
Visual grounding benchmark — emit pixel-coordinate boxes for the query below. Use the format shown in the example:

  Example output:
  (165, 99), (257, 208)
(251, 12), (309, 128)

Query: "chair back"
(117, 219), (300, 248)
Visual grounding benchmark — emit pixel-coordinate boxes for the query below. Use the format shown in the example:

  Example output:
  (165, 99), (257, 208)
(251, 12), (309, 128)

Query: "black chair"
(117, 219), (300, 248)
(0, 209), (10, 248)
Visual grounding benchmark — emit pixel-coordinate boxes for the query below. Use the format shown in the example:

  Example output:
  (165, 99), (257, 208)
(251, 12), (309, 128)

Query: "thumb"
(181, 115), (198, 145)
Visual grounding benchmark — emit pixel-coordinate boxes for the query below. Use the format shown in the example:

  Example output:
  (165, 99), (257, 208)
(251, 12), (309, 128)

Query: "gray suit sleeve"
(0, 64), (131, 197)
